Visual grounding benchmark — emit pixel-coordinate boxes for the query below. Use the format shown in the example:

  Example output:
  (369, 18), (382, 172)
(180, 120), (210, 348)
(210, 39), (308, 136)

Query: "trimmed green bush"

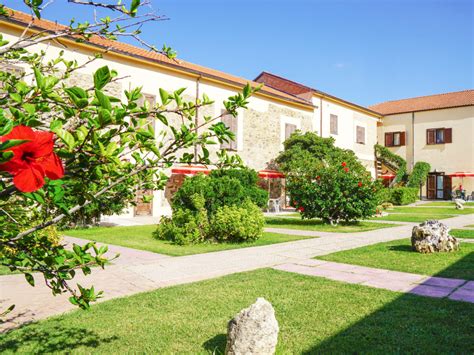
(153, 194), (209, 245)
(156, 168), (267, 245)
(172, 168), (268, 216)
(390, 187), (419, 205)
(377, 187), (393, 204)
(210, 201), (264, 243)
(407, 162), (431, 188)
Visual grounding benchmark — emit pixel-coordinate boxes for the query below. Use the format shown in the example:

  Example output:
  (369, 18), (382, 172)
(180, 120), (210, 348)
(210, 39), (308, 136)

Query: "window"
(426, 128), (452, 145)
(356, 126), (365, 144)
(284, 123), (297, 140)
(384, 131), (406, 147)
(330, 114), (338, 135)
(221, 110), (238, 151)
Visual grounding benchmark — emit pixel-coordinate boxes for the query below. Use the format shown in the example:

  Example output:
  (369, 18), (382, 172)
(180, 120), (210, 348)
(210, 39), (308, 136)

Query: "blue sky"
(5, 0), (474, 106)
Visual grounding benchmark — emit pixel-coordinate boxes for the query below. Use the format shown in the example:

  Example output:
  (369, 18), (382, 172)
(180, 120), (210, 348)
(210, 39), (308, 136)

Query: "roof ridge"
(370, 89), (474, 107)
(1, 7), (314, 108)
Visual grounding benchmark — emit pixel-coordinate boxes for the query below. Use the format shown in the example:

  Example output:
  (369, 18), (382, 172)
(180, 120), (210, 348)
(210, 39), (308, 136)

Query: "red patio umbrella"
(380, 173), (396, 180)
(447, 172), (474, 191)
(171, 165), (210, 176)
(258, 170), (285, 179)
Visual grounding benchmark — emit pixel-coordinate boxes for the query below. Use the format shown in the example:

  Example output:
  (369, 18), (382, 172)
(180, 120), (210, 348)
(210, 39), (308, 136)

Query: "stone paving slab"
(1, 214), (473, 331)
(273, 261), (473, 303)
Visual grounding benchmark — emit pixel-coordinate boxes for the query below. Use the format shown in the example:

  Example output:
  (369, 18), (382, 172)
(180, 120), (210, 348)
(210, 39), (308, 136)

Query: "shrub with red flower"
(341, 162), (347, 167)
(0, 125), (64, 192)
(287, 161), (379, 224)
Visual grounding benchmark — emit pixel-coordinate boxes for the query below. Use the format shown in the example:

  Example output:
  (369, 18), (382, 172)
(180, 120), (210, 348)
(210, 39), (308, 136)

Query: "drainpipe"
(194, 75), (201, 161)
(411, 112), (415, 170)
(320, 97), (323, 137)
(412, 112), (422, 199)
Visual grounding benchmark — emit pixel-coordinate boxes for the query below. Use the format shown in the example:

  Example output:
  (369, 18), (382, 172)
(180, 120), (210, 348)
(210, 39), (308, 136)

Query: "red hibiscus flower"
(344, 167), (349, 173)
(298, 206), (304, 212)
(0, 125), (64, 192)
(358, 182), (362, 187)
(341, 162), (347, 167)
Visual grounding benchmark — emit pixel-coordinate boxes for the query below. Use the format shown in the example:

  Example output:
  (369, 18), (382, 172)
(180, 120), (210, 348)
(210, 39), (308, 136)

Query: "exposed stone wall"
(65, 71), (122, 97)
(239, 104), (313, 170)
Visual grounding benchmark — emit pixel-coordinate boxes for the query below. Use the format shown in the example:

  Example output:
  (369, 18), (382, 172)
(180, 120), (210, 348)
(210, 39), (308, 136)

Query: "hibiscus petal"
(1, 125), (35, 142)
(13, 166), (45, 192)
(42, 153), (64, 180)
(0, 156), (28, 174)
(32, 131), (54, 158)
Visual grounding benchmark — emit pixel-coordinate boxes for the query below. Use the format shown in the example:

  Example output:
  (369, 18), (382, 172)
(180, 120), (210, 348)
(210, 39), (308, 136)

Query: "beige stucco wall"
(378, 106), (474, 197)
(314, 96), (379, 177)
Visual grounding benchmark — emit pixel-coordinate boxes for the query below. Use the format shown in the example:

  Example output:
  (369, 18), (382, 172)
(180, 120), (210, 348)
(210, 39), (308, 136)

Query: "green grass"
(390, 206), (474, 215)
(423, 201), (474, 207)
(465, 224), (474, 228)
(1, 269), (472, 354)
(65, 226), (316, 256)
(264, 217), (397, 232)
(0, 265), (14, 276)
(369, 214), (456, 223)
(317, 239), (474, 280)
(450, 229), (474, 239)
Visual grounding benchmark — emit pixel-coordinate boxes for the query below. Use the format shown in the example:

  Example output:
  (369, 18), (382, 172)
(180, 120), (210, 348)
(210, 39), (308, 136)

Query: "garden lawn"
(1, 269), (472, 354)
(264, 217), (397, 232)
(423, 201), (474, 207)
(0, 266), (14, 276)
(65, 226), (316, 256)
(370, 214), (456, 223)
(390, 206), (474, 215)
(317, 238), (474, 280)
(450, 229), (474, 239)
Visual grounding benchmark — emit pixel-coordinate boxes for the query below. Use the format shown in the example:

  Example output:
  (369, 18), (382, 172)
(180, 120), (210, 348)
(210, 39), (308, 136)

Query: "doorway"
(427, 173), (451, 200)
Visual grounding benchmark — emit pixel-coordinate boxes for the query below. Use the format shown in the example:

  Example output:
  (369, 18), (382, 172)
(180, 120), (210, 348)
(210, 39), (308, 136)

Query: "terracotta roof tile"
(1, 8), (313, 108)
(255, 72), (380, 116)
(369, 90), (474, 115)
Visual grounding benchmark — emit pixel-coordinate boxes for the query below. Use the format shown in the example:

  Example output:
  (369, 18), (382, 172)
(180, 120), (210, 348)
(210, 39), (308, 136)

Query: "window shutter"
(230, 115), (238, 150)
(444, 128), (452, 143)
(285, 123), (297, 140)
(443, 175), (452, 200)
(426, 129), (435, 145)
(400, 132), (406, 146)
(330, 114), (338, 135)
(356, 126), (365, 144)
(385, 132), (393, 147)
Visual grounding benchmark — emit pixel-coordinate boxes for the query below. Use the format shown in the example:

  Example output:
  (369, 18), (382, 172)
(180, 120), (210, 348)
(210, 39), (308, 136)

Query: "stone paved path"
(273, 260), (473, 303)
(1, 214), (473, 331)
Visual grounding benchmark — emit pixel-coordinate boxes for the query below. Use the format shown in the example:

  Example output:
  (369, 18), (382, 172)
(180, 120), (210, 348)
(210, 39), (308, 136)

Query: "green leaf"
(95, 89), (112, 111)
(0, 151), (14, 164)
(57, 130), (76, 150)
(159, 88), (169, 104)
(64, 87), (89, 108)
(33, 67), (44, 89)
(93, 66), (111, 90)
(25, 273), (35, 287)
(0, 139), (29, 151)
(129, 0), (140, 16)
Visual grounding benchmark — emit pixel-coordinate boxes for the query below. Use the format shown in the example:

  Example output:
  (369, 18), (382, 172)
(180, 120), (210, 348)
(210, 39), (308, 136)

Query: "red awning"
(448, 172), (474, 177)
(380, 173), (396, 179)
(171, 165), (210, 176)
(258, 170), (285, 179)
